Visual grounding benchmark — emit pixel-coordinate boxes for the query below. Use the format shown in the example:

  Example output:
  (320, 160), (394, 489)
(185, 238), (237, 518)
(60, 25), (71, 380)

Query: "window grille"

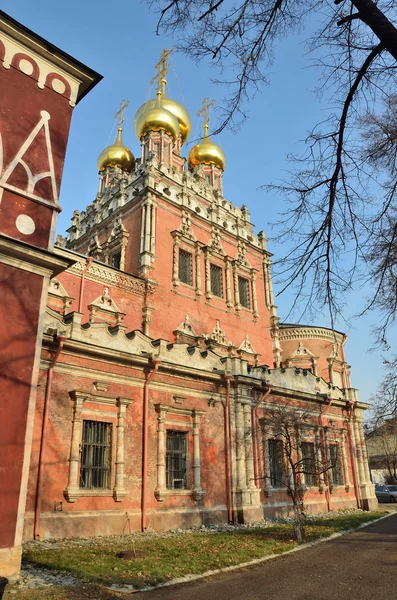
(80, 420), (112, 490)
(329, 444), (343, 486)
(301, 442), (317, 487)
(268, 439), (284, 488)
(238, 276), (251, 309)
(210, 264), (223, 298)
(166, 430), (188, 489)
(111, 252), (121, 269)
(179, 249), (193, 285)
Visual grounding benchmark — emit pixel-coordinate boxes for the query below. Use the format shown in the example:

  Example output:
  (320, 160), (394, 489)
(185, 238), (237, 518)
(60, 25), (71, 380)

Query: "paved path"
(131, 513), (397, 600)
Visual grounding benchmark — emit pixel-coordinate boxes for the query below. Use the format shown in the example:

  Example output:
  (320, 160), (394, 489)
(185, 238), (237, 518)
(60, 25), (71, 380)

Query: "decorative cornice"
(0, 12), (101, 105)
(278, 326), (345, 345)
(55, 247), (149, 297)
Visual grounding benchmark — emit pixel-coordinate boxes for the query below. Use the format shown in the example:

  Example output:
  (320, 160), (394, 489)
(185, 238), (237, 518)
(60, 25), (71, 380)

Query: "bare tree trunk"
(349, 0), (397, 61)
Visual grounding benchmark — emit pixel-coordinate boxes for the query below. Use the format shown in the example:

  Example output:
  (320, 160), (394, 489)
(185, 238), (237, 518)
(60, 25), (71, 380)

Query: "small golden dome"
(134, 94), (180, 141)
(188, 136), (226, 171)
(134, 96), (191, 143)
(97, 128), (135, 172)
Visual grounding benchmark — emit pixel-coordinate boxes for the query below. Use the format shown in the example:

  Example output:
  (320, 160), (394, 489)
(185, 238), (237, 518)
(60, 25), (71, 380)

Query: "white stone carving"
(15, 214), (35, 235)
(175, 315), (198, 337)
(204, 320), (233, 346)
(238, 335), (256, 354)
(0, 110), (58, 205)
(0, 32), (80, 105)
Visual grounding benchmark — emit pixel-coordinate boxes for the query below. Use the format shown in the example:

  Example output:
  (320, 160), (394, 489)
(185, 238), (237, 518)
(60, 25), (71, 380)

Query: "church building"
(0, 13), (376, 563)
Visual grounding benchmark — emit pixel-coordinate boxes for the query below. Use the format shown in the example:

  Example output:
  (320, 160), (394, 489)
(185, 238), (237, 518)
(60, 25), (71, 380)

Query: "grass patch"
(21, 511), (384, 592)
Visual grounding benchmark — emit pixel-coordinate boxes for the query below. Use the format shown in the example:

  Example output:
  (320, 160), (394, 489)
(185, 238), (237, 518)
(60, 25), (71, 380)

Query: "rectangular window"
(111, 252), (121, 269)
(179, 249), (193, 286)
(268, 439), (284, 488)
(301, 442), (317, 487)
(210, 264), (223, 298)
(166, 430), (188, 490)
(329, 444), (343, 486)
(80, 420), (112, 490)
(238, 276), (251, 309)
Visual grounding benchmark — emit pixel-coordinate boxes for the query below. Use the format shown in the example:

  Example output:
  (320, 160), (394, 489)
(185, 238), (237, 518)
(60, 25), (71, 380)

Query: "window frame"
(300, 441), (318, 487)
(238, 275), (251, 309)
(329, 443), (343, 486)
(178, 248), (194, 286)
(166, 430), (189, 490)
(80, 420), (112, 491)
(210, 263), (224, 298)
(268, 438), (285, 489)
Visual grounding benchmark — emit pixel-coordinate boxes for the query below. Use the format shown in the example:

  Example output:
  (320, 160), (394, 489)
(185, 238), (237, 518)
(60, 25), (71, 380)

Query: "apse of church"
(23, 49), (377, 542)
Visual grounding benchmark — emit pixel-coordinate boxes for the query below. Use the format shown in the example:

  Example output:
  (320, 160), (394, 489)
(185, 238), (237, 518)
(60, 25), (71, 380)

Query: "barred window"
(329, 444), (343, 486)
(238, 276), (251, 309)
(179, 249), (193, 286)
(111, 252), (121, 269)
(268, 439), (284, 488)
(301, 442), (317, 487)
(80, 421), (112, 490)
(210, 264), (223, 298)
(166, 431), (188, 490)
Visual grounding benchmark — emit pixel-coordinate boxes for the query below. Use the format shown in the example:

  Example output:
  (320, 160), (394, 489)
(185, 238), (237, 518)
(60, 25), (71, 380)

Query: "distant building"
(1, 17), (376, 579)
(366, 419), (397, 484)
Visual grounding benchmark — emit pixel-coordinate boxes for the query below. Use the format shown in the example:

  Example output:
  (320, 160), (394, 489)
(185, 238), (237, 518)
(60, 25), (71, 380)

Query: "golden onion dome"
(97, 128), (135, 173)
(134, 95), (191, 143)
(134, 93), (180, 141)
(188, 134), (226, 171)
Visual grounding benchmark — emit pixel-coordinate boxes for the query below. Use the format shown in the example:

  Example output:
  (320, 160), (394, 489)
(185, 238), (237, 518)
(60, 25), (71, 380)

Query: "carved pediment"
(238, 335), (256, 355)
(174, 315), (199, 342)
(47, 278), (74, 315)
(204, 320), (233, 347)
(87, 288), (125, 326)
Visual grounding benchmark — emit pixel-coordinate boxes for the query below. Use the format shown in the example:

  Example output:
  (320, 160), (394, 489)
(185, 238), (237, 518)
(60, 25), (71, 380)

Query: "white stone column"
(233, 266), (240, 311)
(235, 400), (246, 490)
(192, 410), (205, 500)
(139, 202), (146, 254)
(243, 403), (256, 489)
(172, 237), (180, 287)
(205, 252), (211, 299)
(225, 259), (233, 309)
(358, 420), (371, 484)
(315, 428), (325, 490)
(195, 244), (202, 297)
(353, 418), (366, 485)
(251, 270), (259, 320)
(113, 398), (130, 501)
(341, 430), (350, 488)
(150, 203), (156, 255)
(155, 407), (167, 501)
(64, 392), (86, 503)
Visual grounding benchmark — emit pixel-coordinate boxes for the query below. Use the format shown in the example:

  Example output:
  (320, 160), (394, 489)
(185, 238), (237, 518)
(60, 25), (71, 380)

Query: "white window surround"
(154, 404), (206, 502)
(64, 391), (132, 503)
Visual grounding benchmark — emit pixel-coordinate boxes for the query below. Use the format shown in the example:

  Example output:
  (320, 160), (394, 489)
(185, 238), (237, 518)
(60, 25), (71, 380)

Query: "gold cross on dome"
(197, 97), (215, 132)
(151, 48), (173, 89)
(114, 99), (129, 129)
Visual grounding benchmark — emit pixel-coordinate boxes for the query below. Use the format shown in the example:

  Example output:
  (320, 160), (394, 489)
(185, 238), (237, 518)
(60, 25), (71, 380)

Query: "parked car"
(375, 484), (397, 503)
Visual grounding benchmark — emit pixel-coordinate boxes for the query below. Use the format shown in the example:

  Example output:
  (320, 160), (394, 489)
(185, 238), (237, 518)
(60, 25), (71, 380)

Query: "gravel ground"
(18, 507), (382, 590)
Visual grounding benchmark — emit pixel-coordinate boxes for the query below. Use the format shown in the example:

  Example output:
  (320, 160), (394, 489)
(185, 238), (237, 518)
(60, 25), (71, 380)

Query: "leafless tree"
(370, 355), (397, 419)
(149, 0), (397, 337)
(264, 405), (339, 542)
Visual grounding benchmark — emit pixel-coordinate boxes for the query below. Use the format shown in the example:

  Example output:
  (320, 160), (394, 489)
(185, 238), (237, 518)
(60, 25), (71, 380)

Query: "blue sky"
(3, 0), (390, 406)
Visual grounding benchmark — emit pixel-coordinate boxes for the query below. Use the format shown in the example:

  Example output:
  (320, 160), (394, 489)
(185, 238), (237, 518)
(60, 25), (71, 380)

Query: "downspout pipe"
(252, 384), (272, 488)
(141, 358), (160, 532)
(34, 335), (66, 540)
(318, 397), (333, 512)
(346, 401), (361, 509)
(223, 374), (233, 524)
(78, 256), (93, 313)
